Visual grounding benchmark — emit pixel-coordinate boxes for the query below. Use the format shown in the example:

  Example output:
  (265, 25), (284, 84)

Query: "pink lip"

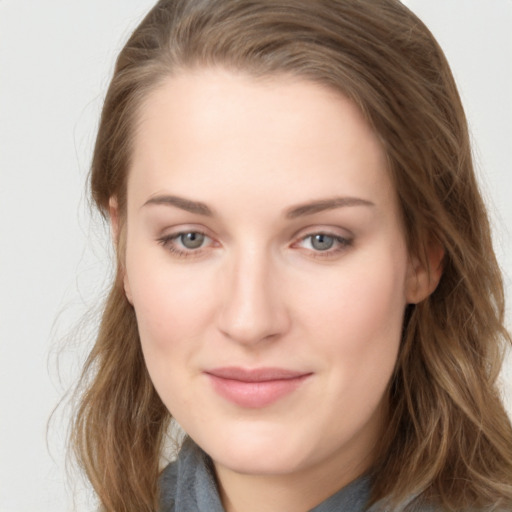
(205, 367), (312, 408)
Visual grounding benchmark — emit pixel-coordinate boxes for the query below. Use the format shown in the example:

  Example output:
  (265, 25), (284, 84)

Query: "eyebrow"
(285, 197), (375, 218)
(142, 194), (374, 218)
(143, 195), (213, 216)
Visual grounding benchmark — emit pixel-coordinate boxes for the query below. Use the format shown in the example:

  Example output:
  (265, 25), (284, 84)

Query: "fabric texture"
(159, 439), (437, 512)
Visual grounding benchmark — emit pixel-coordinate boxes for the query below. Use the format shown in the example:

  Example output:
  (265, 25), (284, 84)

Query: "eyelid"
(292, 222), (354, 239)
(291, 225), (354, 243)
(156, 222), (218, 242)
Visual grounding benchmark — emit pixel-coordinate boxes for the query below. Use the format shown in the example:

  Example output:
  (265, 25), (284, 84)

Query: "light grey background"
(0, 1), (511, 511)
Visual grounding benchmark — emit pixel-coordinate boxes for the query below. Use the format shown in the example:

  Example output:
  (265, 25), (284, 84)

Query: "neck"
(214, 443), (374, 512)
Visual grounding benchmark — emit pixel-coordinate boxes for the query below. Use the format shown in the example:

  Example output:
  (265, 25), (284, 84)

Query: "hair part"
(73, 1), (512, 510)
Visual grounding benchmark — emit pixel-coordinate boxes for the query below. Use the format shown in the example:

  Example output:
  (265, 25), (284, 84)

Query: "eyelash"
(157, 231), (353, 259)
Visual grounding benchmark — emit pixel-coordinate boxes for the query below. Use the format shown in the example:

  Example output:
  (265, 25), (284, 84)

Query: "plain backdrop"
(0, 1), (511, 511)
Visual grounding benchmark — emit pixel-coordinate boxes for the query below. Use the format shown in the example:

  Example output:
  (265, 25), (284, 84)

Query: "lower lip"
(207, 374), (310, 408)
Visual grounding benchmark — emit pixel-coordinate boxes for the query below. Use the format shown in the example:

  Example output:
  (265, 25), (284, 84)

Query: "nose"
(216, 247), (290, 346)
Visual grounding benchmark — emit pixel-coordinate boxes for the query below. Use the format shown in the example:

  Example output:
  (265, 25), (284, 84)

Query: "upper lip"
(205, 367), (311, 382)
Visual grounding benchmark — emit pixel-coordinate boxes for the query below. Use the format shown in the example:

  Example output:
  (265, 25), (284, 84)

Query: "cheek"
(124, 247), (217, 415)
(295, 255), (408, 451)
(124, 243), (216, 355)
(295, 249), (407, 381)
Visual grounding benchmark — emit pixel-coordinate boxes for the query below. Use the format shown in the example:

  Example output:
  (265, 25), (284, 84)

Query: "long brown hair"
(71, 1), (512, 510)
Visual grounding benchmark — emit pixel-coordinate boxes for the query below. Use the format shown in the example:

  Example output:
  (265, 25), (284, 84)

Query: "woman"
(71, 1), (512, 510)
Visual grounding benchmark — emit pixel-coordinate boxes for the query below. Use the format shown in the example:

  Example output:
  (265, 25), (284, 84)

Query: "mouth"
(204, 367), (312, 408)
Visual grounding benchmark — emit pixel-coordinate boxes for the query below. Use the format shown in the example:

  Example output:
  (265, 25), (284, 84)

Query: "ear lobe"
(108, 197), (133, 304)
(406, 242), (444, 304)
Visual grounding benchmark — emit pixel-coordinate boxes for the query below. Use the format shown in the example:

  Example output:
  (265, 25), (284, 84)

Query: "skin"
(114, 68), (437, 512)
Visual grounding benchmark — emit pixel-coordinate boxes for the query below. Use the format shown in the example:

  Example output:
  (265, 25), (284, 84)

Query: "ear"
(108, 196), (121, 244)
(405, 241), (444, 304)
(108, 197), (133, 304)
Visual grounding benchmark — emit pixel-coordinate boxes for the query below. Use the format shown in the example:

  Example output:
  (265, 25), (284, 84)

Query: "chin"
(192, 422), (318, 475)
(214, 446), (309, 476)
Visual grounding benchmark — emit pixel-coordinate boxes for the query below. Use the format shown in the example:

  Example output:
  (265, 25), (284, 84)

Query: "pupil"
(181, 232), (204, 249)
(312, 234), (334, 251)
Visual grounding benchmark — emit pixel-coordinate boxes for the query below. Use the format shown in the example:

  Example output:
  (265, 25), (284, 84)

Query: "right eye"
(157, 230), (213, 257)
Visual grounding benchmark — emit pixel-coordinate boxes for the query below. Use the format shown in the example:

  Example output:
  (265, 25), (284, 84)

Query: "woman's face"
(120, 68), (422, 483)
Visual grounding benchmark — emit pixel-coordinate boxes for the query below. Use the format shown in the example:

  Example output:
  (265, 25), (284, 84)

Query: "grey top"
(159, 439), (436, 512)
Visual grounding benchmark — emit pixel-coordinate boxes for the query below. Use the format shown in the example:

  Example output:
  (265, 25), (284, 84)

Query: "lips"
(205, 367), (311, 408)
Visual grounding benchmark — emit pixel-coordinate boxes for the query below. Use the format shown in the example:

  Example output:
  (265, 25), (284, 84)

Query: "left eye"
(299, 233), (351, 252)
(309, 234), (335, 251)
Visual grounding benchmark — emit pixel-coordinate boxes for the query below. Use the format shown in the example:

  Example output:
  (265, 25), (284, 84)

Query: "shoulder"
(370, 495), (503, 512)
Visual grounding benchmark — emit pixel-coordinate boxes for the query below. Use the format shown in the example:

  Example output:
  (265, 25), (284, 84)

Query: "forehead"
(127, 68), (394, 212)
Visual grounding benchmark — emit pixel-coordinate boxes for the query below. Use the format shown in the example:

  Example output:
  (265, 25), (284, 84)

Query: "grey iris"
(181, 232), (205, 249)
(311, 234), (335, 251)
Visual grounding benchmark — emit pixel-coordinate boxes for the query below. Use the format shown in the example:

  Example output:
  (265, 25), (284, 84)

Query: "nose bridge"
(217, 242), (287, 345)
